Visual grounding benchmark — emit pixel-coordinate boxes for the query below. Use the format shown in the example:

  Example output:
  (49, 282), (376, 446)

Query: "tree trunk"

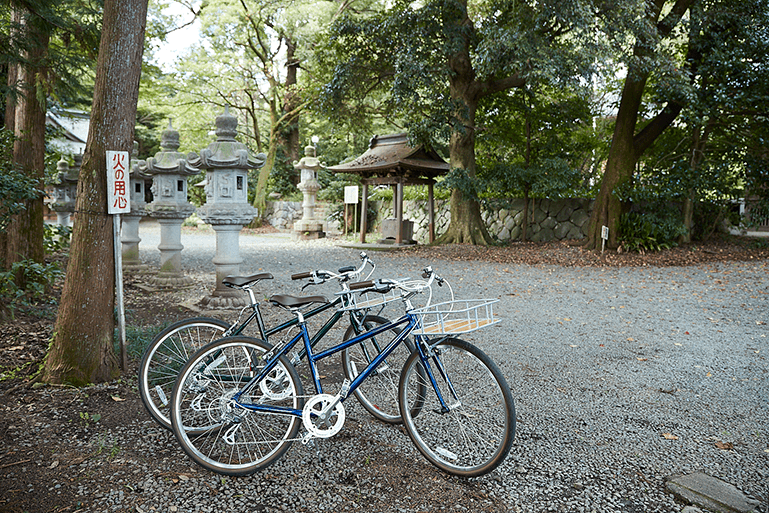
(521, 189), (530, 242)
(435, 4), (493, 246)
(283, 38), (300, 165)
(584, 0), (694, 251)
(43, 0), (148, 385)
(584, 77), (640, 250)
(2, 8), (48, 274)
(0, 3), (21, 270)
(680, 122), (710, 243)
(436, 112), (494, 245)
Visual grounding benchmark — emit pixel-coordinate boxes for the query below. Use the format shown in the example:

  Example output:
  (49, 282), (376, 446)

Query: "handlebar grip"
(291, 272), (312, 280)
(349, 280), (374, 291)
(338, 265), (356, 274)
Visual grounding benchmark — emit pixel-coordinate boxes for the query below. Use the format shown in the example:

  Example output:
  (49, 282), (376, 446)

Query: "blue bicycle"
(169, 267), (515, 477)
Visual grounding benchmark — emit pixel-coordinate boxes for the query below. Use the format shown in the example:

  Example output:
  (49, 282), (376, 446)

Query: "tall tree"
(321, 0), (599, 244)
(1, 0), (101, 271)
(43, 0), (148, 385)
(2, 4), (50, 271)
(584, 0), (695, 250)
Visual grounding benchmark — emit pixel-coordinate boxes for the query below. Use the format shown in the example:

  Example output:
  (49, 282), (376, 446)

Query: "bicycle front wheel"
(341, 314), (416, 424)
(170, 336), (304, 476)
(139, 317), (230, 431)
(398, 338), (515, 477)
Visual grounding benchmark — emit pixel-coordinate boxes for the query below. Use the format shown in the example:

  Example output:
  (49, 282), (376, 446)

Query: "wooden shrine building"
(328, 133), (449, 244)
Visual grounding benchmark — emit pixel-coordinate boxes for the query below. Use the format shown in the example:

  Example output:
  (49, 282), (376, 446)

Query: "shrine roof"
(328, 133), (449, 182)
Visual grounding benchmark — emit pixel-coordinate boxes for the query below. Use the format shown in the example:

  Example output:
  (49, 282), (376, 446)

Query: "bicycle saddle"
(222, 272), (274, 288)
(269, 294), (328, 308)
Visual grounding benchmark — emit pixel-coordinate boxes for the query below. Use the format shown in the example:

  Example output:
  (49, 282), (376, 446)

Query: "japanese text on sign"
(107, 150), (130, 214)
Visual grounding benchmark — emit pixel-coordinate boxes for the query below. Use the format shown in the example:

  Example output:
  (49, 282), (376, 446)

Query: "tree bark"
(43, 0), (148, 385)
(585, 0), (694, 251)
(2, 7), (48, 274)
(283, 38), (300, 166)
(435, 0), (493, 245)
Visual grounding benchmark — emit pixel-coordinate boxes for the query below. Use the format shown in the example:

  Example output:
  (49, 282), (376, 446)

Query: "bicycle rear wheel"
(398, 337), (515, 477)
(341, 314), (417, 424)
(139, 317), (230, 431)
(170, 336), (304, 476)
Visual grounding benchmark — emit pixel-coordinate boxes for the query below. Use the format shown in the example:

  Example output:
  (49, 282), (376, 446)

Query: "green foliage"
(78, 411), (101, 428)
(44, 224), (72, 254)
(438, 168), (483, 200)
(267, 147), (298, 199)
(187, 173), (207, 208)
(0, 128), (41, 233)
(619, 209), (687, 253)
(114, 324), (159, 359)
(0, 260), (64, 311)
(476, 83), (603, 202)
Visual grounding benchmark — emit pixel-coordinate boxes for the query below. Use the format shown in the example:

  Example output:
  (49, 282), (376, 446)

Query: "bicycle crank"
(301, 393), (345, 442)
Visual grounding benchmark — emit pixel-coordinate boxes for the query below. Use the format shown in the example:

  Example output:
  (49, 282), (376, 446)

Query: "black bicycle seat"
(269, 294), (328, 308)
(222, 272), (274, 288)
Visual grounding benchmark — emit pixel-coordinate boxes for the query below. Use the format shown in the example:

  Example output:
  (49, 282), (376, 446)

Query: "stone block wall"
(263, 197), (593, 243)
(263, 201), (302, 230)
(481, 198), (593, 243)
(402, 197), (593, 244)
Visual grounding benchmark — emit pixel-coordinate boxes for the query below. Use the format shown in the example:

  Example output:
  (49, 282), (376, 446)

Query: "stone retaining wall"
(263, 197), (593, 243)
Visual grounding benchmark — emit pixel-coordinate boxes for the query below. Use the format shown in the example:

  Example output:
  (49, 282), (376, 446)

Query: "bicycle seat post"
(244, 285), (269, 340)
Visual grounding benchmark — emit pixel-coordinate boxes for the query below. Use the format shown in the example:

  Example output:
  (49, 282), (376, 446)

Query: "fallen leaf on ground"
(111, 395), (125, 402)
(662, 433), (678, 440)
(715, 441), (734, 450)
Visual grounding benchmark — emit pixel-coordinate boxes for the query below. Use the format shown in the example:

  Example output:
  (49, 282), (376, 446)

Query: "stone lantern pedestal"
(140, 121), (201, 288)
(121, 143), (150, 272)
(292, 145), (325, 240)
(189, 107), (265, 308)
(49, 157), (78, 227)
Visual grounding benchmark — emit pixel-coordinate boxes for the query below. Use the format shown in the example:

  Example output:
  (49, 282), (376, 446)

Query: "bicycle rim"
(171, 337), (304, 476)
(341, 315), (415, 424)
(139, 317), (230, 431)
(398, 338), (515, 477)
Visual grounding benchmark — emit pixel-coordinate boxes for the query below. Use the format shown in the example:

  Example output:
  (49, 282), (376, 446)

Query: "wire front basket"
(411, 299), (500, 335)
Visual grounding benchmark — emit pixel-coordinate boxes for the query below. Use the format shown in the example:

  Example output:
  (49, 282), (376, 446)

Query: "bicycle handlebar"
(293, 252), (375, 289)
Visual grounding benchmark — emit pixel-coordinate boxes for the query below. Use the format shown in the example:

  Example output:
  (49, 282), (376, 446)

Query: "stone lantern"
(121, 142), (150, 272)
(140, 121), (201, 288)
(49, 157), (78, 226)
(292, 144), (325, 240)
(188, 107), (265, 308)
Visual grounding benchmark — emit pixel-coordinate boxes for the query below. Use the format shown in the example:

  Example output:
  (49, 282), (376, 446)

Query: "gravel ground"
(94, 222), (769, 513)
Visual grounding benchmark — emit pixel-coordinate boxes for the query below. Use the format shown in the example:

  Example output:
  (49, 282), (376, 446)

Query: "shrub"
(619, 210), (687, 253)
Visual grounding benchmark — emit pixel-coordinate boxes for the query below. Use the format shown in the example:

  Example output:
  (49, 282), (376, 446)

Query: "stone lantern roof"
(188, 107), (266, 172)
(141, 120), (200, 177)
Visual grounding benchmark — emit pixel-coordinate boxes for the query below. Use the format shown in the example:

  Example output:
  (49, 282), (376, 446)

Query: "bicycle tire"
(341, 314), (420, 424)
(170, 336), (304, 476)
(398, 337), (515, 477)
(139, 317), (230, 431)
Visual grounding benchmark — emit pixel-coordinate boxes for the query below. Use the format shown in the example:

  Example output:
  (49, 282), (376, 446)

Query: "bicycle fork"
(415, 337), (462, 414)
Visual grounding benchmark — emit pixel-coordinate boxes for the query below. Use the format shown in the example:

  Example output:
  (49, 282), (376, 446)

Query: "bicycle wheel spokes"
(398, 338), (515, 477)
(171, 337), (304, 476)
(139, 318), (229, 431)
(342, 315), (415, 424)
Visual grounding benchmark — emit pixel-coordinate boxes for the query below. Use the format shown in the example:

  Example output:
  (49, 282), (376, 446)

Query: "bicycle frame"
(221, 295), (370, 365)
(227, 311), (456, 420)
